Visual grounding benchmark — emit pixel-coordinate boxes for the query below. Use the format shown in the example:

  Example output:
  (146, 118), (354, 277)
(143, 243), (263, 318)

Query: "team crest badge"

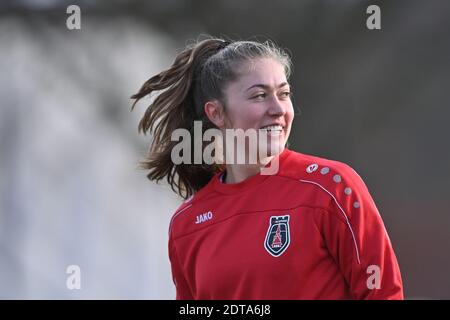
(264, 215), (291, 257)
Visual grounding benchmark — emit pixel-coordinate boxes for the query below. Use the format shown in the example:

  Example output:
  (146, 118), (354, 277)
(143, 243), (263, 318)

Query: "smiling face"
(219, 58), (294, 160)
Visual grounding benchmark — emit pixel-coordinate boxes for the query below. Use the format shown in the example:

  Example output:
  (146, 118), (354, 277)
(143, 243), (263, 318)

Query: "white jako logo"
(195, 211), (213, 224)
(306, 164), (318, 173)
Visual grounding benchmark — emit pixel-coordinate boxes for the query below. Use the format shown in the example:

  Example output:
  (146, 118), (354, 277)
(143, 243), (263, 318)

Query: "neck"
(223, 155), (275, 184)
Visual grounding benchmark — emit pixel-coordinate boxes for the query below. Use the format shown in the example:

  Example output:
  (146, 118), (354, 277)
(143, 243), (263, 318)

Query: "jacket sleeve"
(318, 164), (404, 299)
(168, 234), (194, 300)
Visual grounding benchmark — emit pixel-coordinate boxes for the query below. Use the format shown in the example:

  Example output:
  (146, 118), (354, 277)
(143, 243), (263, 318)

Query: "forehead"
(231, 58), (287, 90)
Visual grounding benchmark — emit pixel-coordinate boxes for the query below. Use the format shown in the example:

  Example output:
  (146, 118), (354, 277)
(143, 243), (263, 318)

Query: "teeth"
(260, 125), (283, 132)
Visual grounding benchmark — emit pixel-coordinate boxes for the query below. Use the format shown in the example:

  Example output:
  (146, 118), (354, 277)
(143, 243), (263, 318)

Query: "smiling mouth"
(259, 125), (284, 133)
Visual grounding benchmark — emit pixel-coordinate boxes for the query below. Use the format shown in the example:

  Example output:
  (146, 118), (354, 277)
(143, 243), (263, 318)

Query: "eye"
(281, 91), (292, 98)
(252, 93), (267, 99)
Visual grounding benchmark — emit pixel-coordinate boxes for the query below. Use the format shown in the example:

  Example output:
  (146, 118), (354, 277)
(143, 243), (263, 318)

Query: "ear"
(204, 100), (226, 129)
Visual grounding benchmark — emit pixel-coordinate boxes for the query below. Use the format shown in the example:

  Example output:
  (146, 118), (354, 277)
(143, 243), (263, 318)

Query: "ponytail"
(131, 38), (228, 199)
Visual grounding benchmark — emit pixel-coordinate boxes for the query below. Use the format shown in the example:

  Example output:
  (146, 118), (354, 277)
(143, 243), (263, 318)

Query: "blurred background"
(1, 0), (449, 299)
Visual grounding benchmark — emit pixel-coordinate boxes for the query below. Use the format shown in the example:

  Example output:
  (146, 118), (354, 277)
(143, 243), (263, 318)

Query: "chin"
(258, 136), (285, 158)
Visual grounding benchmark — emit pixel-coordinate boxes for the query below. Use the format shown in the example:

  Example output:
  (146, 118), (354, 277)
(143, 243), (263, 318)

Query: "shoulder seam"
(299, 178), (361, 265)
(169, 203), (193, 236)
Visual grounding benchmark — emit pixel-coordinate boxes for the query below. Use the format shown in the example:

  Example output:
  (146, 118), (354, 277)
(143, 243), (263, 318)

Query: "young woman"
(131, 36), (403, 299)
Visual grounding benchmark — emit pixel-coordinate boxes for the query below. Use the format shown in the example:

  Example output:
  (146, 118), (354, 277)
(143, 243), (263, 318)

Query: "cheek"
(286, 104), (295, 124)
(231, 107), (264, 127)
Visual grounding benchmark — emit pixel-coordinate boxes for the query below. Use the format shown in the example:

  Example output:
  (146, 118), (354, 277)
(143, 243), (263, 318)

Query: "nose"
(267, 94), (286, 117)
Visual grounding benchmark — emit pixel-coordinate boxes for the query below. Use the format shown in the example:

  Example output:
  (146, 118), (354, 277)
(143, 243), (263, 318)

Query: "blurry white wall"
(0, 15), (182, 299)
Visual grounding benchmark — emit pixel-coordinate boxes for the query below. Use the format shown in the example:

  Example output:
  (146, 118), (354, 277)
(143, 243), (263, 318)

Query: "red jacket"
(168, 148), (403, 299)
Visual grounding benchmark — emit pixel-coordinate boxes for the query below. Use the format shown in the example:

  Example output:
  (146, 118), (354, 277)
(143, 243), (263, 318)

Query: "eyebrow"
(245, 82), (289, 92)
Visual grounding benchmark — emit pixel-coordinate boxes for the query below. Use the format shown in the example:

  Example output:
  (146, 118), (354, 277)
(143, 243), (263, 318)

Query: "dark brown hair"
(131, 35), (293, 199)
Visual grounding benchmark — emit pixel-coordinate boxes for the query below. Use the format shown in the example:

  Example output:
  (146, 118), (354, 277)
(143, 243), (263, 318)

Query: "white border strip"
(169, 203), (193, 235)
(300, 179), (361, 265)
